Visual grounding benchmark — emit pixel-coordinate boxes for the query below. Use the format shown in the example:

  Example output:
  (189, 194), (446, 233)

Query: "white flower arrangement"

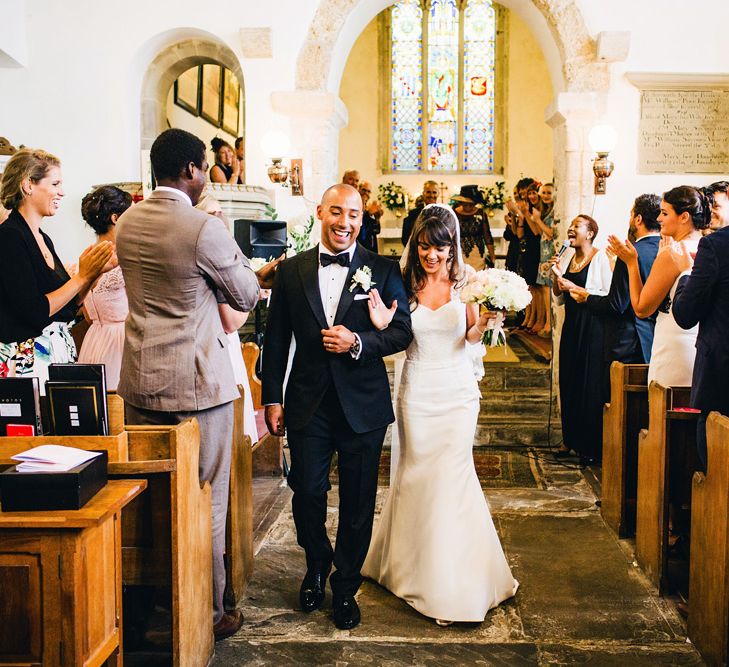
(249, 257), (269, 272)
(460, 268), (532, 347)
(479, 181), (506, 211)
(349, 265), (375, 293)
(378, 182), (408, 211)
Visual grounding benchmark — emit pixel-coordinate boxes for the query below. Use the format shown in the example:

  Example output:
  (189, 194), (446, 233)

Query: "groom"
(262, 184), (412, 629)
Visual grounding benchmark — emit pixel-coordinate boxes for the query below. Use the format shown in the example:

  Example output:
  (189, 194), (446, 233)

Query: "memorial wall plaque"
(638, 89), (729, 174)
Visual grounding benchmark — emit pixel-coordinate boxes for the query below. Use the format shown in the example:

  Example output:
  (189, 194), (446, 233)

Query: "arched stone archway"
(276, 0), (611, 223)
(140, 34), (245, 150)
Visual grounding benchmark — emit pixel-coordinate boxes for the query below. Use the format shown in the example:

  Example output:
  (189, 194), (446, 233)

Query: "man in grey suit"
(116, 129), (260, 640)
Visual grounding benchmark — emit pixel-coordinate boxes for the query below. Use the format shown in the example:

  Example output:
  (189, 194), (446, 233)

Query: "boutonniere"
(349, 265), (375, 293)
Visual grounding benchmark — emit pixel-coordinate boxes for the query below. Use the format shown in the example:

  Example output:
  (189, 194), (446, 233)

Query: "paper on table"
(12, 444), (102, 473)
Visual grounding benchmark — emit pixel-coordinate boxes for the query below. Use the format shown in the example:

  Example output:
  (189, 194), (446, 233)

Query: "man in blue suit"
(570, 194), (662, 399)
(672, 186), (729, 470)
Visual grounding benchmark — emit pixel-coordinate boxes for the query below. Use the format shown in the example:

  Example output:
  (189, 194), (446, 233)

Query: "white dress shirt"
(154, 185), (192, 206)
(317, 242), (362, 358)
(318, 242), (357, 326)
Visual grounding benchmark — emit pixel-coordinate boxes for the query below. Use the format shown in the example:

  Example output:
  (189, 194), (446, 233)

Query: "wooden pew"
(635, 382), (699, 594)
(688, 412), (729, 667)
(224, 384), (254, 609)
(0, 399), (214, 667)
(243, 342), (284, 476)
(602, 362), (649, 537)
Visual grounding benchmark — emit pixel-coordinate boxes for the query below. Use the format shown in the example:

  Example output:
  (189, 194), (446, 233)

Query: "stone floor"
(213, 450), (704, 666)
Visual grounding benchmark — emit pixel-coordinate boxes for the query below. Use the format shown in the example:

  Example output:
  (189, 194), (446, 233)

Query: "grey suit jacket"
(116, 188), (259, 412)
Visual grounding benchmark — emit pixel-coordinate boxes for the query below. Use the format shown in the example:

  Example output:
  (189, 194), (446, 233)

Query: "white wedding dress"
(648, 239), (700, 387)
(362, 293), (518, 622)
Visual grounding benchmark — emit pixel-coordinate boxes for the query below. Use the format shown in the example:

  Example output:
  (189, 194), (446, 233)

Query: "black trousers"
(286, 387), (387, 597)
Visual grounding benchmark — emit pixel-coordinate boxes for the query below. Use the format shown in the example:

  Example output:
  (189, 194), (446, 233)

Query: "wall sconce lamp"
(261, 130), (292, 186)
(589, 125), (617, 195)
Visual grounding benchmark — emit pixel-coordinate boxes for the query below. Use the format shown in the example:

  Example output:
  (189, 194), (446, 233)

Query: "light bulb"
(261, 130), (291, 159)
(588, 124), (618, 154)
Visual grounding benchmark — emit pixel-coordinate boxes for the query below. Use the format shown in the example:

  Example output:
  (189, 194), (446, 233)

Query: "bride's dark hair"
(402, 206), (462, 306)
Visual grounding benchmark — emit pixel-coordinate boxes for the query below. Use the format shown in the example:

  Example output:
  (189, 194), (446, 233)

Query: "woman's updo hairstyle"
(210, 137), (233, 157)
(81, 186), (132, 236)
(0, 148), (60, 210)
(663, 185), (712, 230)
(402, 205), (463, 305)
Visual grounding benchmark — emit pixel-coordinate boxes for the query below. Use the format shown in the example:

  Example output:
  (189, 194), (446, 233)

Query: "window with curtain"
(389, 0), (501, 173)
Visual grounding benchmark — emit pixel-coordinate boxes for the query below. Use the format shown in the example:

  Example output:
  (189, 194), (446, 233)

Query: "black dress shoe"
(299, 564), (331, 613)
(332, 595), (360, 630)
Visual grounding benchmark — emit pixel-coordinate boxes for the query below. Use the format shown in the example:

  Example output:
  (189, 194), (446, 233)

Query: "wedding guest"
(116, 128), (261, 640)
(341, 169), (360, 189)
(401, 180), (439, 245)
(669, 193), (729, 471)
(529, 182), (557, 337)
(608, 186), (709, 388)
(357, 180), (381, 253)
(77, 186), (133, 390)
(520, 182), (546, 331)
(0, 149), (113, 388)
(451, 185), (495, 270)
(210, 137), (243, 185)
(551, 214), (612, 465)
(705, 180), (729, 230)
(234, 136), (246, 183)
(196, 192), (260, 444)
(571, 194), (661, 399)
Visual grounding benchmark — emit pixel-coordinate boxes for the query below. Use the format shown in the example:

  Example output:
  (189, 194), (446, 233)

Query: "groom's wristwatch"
(349, 335), (361, 358)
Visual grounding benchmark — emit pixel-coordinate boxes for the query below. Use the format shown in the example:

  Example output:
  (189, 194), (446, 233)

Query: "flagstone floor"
(213, 448), (705, 666)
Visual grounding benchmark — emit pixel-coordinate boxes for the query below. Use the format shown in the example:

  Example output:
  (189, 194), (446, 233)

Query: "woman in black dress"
(210, 137), (243, 185)
(551, 214), (613, 466)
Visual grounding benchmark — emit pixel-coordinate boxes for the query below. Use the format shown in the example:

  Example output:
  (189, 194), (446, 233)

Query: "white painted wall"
(1, 0), (728, 261)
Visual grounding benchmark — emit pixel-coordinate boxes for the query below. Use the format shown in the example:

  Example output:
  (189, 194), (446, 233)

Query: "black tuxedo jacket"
(584, 234), (660, 364)
(672, 226), (729, 414)
(262, 244), (413, 433)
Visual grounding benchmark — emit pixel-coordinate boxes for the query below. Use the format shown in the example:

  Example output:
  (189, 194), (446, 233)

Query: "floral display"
(479, 181), (506, 211)
(378, 182), (409, 211)
(460, 268), (532, 346)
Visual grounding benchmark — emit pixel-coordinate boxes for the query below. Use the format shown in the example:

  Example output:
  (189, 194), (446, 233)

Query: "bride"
(361, 204), (518, 625)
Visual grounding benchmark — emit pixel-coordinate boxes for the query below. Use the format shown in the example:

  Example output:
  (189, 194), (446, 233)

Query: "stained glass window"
(463, 0), (496, 171)
(391, 0), (423, 171)
(427, 0), (459, 170)
(390, 0), (499, 172)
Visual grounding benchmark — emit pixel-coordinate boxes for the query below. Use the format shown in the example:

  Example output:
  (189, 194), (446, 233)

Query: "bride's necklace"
(569, 248), (595, 273)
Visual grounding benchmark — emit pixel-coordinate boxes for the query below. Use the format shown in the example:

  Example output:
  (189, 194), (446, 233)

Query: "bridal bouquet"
(460, 269), (532, 347)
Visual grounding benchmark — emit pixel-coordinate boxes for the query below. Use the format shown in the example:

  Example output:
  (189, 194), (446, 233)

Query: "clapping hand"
(557, 276), (578, 292)
(78, 241), (114, 283)
(607, 235), (638, 266)
(367, 288), (397, 331)
(668, 240), (694, 273)
(255, 253), (285, 289)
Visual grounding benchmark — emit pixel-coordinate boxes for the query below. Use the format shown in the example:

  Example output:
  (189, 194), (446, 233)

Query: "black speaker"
(233, 219), (288, 260)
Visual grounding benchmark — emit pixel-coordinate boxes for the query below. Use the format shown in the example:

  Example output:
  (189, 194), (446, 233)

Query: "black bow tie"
(320, 252), (350, 267)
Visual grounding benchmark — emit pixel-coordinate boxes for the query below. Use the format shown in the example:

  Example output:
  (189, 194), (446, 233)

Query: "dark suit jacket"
(262, 244), (413, 433)
(357, 212), (380, 253)
(584, 234), (660, 364)
(401, 206), (423, 246)
(0, 209), (78, 344)
(672, 226), (729, 414)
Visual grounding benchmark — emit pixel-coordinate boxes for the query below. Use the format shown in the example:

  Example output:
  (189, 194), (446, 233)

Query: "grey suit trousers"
(126, 401), (234, 625)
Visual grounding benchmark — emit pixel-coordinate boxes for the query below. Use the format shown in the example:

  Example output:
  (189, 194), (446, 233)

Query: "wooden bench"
(243, 341), (285, 477)
(601, 362), (649, 537)
(688, 411), (729, 667)
(224, 384), (254, 609)
(0, 397), (214, 667)
(635, 382), (699, 594)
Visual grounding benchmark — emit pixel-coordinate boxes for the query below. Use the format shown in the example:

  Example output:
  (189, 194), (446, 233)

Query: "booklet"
(11, 444), (102, 473)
